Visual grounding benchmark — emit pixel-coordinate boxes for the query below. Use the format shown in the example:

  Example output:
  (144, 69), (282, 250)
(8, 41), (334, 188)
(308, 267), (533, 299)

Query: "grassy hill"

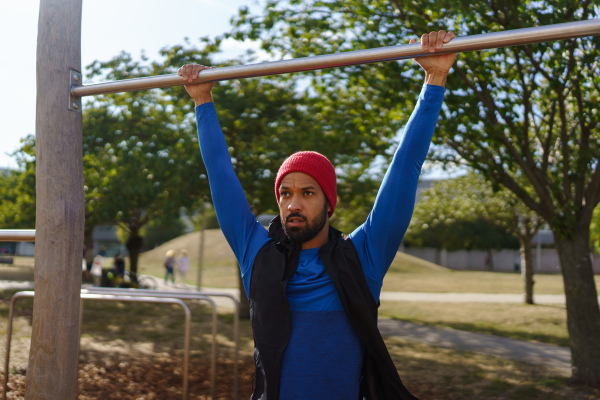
(138, 229), (238, 287)
(138, 229), (594, 294)
(138, 228), (454, 288)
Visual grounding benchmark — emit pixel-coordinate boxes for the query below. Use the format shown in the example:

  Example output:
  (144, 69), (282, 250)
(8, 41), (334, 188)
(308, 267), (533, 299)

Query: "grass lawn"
(383, 252), (600, 294)
(134, 232), (600, 295)
(379, 301), (570, 347)
(387, 337), (599, 400)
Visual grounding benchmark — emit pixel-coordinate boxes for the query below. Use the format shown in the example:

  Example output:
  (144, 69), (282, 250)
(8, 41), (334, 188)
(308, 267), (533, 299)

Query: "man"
(179, 30), (456, 400)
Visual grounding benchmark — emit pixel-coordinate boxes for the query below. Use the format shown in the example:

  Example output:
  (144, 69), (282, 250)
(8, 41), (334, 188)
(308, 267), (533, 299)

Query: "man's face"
(278, 172), (330, 247)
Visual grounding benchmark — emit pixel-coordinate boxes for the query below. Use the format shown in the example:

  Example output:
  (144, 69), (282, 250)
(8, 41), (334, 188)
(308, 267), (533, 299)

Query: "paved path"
(377, 318), (571, 373)
(3, 281), (572, 373)
(379, 291), (572, 304)
(0, 281), (33, 290)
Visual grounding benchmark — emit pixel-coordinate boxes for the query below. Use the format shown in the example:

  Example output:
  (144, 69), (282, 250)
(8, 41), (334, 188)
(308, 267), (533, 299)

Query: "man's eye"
(304, 191), (314, 196)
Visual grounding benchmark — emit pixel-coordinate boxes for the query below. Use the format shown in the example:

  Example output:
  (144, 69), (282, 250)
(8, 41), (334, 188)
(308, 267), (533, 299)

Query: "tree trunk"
(554, 230), (600, 389)
(520, 238), (535, 304)
(236, 260), (250, 319)
(126, 233), (144, 275)
(27, 0), (83, 397)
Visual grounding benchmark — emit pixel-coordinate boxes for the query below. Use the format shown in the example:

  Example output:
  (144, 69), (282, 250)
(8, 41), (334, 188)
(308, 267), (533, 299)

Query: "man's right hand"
(178, 64), (216, 106)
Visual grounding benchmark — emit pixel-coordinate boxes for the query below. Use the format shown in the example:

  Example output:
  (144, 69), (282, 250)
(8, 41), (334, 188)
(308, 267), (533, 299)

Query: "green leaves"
(405, 173), (543, 250)
(231, 0), (600, 239)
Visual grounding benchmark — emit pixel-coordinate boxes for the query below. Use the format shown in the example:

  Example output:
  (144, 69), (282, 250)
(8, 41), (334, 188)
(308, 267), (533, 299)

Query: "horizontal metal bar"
(71, 19), (600, 98)
(0, 230), (35, 242)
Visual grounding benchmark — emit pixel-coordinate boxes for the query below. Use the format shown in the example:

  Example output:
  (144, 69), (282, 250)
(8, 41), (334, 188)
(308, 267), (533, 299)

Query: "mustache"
(285, 213), (307, 223)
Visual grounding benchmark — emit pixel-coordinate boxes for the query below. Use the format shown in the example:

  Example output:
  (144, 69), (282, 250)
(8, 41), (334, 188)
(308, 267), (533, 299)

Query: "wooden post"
(26, 0), (84, 398)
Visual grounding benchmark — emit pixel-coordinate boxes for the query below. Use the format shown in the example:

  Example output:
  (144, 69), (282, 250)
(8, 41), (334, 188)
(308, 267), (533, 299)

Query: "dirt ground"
(4, 351), (255, 400)
(0, 294), (257, 400)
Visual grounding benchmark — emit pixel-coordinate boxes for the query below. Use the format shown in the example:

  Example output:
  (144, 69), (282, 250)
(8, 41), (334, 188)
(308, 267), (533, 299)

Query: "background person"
(164, 249), (176, 285)
(177, 249), (190, 284)
(179, 30), (456, 400)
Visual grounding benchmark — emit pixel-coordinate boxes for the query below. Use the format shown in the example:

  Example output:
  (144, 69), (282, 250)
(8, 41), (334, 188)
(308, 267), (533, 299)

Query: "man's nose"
(287, 196), (302, 212)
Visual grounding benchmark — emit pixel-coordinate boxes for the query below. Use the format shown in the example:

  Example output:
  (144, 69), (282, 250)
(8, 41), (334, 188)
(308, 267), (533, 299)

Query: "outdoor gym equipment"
(68, 19), (600, 103)
(87, 287), (241, 400)
(0, 230), (240, 399)
(3, 291), (192, 400)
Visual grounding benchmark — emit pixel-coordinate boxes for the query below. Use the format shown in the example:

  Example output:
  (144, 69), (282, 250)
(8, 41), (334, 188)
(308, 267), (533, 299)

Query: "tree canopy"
(81, 51), (210, 272)
(0, 136), (36, 229)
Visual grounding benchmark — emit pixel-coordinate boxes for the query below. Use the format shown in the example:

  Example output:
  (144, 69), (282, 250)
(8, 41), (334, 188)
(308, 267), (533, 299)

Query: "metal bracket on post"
(68, 69), (82, 112)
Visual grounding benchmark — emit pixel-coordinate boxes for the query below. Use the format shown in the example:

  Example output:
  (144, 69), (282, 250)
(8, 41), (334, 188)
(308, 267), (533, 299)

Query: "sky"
(0, 0), (262, 170)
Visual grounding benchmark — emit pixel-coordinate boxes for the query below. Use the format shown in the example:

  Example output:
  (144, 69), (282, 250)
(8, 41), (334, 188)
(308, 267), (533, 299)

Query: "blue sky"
(0, 0), (261, 170)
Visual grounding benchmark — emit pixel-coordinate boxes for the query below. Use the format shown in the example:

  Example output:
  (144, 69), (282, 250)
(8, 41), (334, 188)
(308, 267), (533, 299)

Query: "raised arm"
(179, 65), (269, 292)
(348, 31), (457, 297)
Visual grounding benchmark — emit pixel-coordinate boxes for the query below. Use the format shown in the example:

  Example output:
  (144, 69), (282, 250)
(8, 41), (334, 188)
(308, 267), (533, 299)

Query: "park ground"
(1, 229), (599, 399)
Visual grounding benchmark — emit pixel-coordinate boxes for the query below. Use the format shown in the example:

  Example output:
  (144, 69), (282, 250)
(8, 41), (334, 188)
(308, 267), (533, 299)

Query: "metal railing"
(86, 287), (241, 400)
(70, 19), (600, 98)
(3, 291), (200, 400)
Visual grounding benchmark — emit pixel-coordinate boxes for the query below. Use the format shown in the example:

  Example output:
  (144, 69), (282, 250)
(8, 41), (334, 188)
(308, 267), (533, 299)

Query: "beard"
(282, 201), (328, 244)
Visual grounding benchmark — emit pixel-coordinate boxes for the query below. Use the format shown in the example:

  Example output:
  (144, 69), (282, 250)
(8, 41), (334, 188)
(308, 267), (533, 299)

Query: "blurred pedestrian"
(177, 249), (190, 284)
(164, 249), (176, 284)
(91, 254), (104, 286)
(113, 253), (125, 277)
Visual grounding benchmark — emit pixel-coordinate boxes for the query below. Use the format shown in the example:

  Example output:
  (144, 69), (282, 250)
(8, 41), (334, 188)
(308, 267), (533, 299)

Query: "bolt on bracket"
(69, 69), (82, 112)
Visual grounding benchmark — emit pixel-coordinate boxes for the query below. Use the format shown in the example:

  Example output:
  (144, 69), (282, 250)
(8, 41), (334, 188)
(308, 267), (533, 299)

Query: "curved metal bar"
(2, 292), (27, 400)
(87, 287), (241, 400)
(70, 19), (600, 98)
(81, 288), (222, 400)
(0, 230), (35, 242)
(3, 291), (192, 400)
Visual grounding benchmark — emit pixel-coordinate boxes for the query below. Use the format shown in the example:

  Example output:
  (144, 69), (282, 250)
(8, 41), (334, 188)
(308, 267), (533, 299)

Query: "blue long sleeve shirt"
(195, 84), (445, 399)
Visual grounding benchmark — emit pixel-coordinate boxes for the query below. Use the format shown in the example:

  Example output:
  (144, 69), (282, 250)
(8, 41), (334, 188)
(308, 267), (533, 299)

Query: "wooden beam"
(26, 0), (84, 397)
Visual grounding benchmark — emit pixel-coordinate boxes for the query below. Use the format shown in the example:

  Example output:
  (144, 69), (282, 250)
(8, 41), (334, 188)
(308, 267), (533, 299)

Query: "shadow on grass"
(388, 338), (599, 400)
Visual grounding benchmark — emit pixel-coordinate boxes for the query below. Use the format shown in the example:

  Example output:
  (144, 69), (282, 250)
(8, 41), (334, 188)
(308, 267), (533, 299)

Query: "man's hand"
(178, 64), (216, 106)
(409, 31), (457, 87)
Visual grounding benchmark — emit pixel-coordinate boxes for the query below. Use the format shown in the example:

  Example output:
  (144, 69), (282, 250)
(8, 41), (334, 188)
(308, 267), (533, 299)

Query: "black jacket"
(248, 216), (418, 400)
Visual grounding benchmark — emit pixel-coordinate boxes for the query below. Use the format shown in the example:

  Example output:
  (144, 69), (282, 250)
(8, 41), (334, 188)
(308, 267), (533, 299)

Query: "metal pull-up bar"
(0, 230), (35, 242)
(70, 19), (600, 99)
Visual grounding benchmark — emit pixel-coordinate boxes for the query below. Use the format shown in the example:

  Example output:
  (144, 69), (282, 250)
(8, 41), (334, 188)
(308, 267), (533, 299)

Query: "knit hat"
(275, 151), (337, 217)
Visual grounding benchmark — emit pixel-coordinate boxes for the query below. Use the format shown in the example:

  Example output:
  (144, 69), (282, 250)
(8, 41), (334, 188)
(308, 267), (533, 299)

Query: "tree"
(0, 136), (36, 229)
(82, 52), (209, 274)
(407, 173), (544, 303)
(231, 0), (600, 387)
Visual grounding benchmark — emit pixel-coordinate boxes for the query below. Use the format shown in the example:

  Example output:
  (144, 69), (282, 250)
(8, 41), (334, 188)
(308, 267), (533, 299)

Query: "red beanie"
(275, 151), (337, 217)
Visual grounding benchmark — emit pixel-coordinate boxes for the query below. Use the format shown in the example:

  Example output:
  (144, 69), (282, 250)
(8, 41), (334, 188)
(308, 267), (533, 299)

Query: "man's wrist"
(194, 92), (214, 107)
(424, 70), (449, 87)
